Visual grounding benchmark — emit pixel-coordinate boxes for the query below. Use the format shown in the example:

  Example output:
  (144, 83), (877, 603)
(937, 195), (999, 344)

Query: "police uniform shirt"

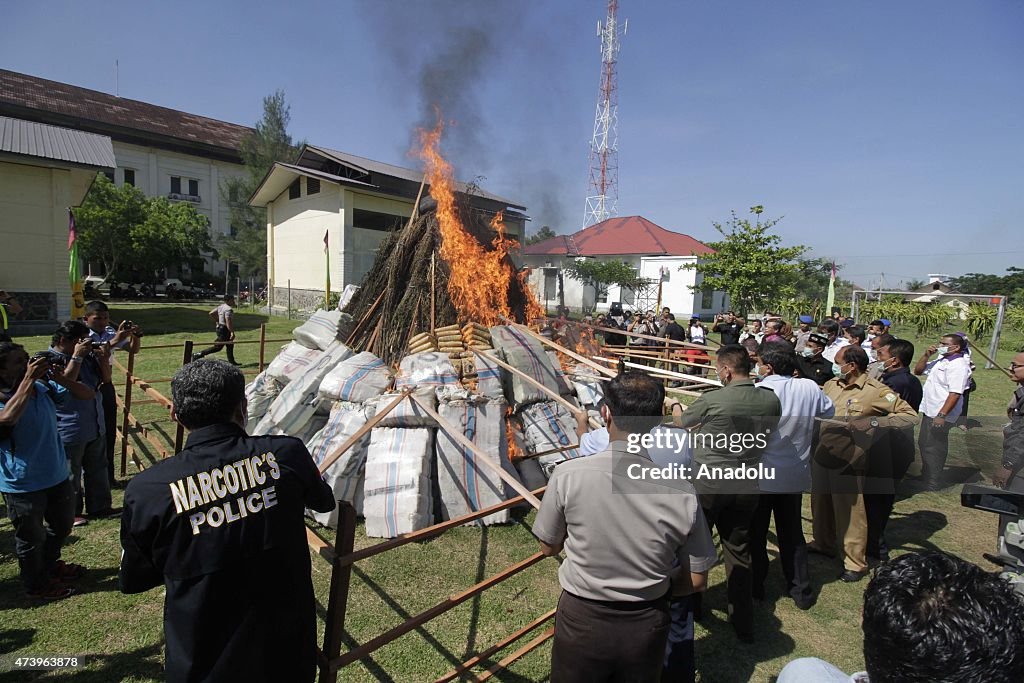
(119, 423), (334, 683)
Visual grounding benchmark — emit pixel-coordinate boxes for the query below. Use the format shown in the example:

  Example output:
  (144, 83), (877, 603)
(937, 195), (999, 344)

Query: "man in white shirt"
(751, 341), (834, 610)
(193, 296), (238, 365)
(819, 320), (849, 363)
(912, 334), (972, 490)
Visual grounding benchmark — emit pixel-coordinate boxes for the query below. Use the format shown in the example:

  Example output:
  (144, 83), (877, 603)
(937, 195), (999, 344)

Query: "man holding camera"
(0, 341), (89, 600)
(84, 300), (142, 487)
(49, 321), (115, 523)
(712, 311), (743, 345)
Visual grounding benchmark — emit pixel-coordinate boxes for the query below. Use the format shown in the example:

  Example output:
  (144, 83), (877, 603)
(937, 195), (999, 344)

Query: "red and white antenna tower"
(583, 0), (626, 228)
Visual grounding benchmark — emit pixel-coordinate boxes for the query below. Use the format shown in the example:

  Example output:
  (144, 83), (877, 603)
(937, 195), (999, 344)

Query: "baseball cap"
(798, 315), (813, 324)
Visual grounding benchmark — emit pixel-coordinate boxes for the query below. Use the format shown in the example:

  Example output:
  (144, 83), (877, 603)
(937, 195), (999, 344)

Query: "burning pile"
(343, 126), (541, 364)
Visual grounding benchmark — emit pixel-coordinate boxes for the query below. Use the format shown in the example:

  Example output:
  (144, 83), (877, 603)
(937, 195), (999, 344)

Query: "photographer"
(712, 311), (742, 345)
(0, 341), (86, 600)
(84, 300), (142, 487)
(49, 321), (115, 523)
(993, 352), (1024, 546)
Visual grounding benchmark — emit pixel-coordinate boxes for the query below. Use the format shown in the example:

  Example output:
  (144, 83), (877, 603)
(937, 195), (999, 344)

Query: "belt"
(564, 588), (670, 611)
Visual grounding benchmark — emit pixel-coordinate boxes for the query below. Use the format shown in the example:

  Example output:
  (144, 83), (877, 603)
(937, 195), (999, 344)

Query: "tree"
(563, 258), (649, 303)
(75, 174), (147, 280)
(682, 206), (806, 315)
(76, 174), (211, 280)
(219, 90), (302, 279)
(526, 225), (557, 245)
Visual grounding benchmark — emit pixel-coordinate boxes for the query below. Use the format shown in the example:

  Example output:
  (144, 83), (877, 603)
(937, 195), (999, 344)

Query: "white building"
(249, 145), (527, 311)
(0, 69), (250, 280)
(0, 116), (115, 332)
(522, 216), (726, 318)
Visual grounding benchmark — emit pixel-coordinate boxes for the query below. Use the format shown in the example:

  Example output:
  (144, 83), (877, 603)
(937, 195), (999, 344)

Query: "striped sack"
(519, 400), (582, 478)
(319, 351), (392, 403)
(489, 325), (563, 410)
(245, 371), (283, 431)
(363, 427), (434, 538)
(265, 342), (326, 385)
(293, 309), (345, 350)
(306, 400), (376, 527)
(265, 342), (353, 435)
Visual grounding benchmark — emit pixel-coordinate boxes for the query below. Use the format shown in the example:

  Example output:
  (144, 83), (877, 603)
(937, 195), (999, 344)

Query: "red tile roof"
(523, 216), (714, 257)
(0, 69), (252, 156)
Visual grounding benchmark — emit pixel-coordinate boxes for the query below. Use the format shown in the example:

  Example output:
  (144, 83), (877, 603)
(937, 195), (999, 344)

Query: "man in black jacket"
(712, 312), (743, 345)
(119, 360), (335, 683)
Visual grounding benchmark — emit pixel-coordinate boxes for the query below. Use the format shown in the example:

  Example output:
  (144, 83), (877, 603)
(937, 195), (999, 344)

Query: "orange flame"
(418, 123), (543, 326)
(505, 407), (522, 461)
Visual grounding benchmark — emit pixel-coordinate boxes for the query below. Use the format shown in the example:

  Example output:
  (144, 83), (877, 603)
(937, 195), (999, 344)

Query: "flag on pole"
(324, 229), (331, 309)
(825, 260), (836, 317)
(68, 208), (85, 319)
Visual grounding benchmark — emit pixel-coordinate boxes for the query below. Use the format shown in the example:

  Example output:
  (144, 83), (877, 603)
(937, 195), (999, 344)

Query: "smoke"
(359, 1), (524, 171)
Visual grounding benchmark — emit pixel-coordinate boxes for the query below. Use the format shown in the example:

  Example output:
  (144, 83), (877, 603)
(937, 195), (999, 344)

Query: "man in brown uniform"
(810, 345), (918, 581)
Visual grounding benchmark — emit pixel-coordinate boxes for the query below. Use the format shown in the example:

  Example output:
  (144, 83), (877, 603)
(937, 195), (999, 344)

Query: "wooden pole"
(318, 501), (357, 683)
(258, 323), (267, 372)
(499, 317), (615, 378)
(543, 317), (713, 352)
(317, 389), (410, 474)
(471, 349), (585, 422)
(410, 395), (543, 509)
(119, 347), (136, 476)
(174, 340), (192, 454)
(592, 356), (723, 387)
(967, 342), (1015, 380)
(430, 251), (436, 335)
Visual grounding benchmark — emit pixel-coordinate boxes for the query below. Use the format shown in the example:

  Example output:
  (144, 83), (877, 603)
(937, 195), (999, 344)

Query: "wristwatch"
(870, 418), (879, 428)
(936, 412), (947, 419)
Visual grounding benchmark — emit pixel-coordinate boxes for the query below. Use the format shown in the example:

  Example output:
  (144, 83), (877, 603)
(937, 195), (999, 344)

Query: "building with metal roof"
(250, 144), (528, 310)
(0, 116), (114, 331)
(520, 216), (726, 317)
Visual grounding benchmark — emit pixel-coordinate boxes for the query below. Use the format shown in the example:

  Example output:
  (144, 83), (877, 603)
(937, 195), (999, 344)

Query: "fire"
(418, 123), (543, 327)
(505, 406), (522, 461)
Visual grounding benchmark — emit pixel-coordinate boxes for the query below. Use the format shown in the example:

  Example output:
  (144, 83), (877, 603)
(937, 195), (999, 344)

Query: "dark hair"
(51, 320), (90, 347)
(604, 372), (664, 433)
(765, 318), (783, 333)
(846, 325), (867, 345)
(862, 551), (1024, 683)
(759, 340), (798, 376)
(819, 319), (840, 336)
(839, 344), (869, 371)
(943, 333), (966, 353)
(84, 300), (109, 315)
(0, 341), (25, 366)
(886, 339), (914, 367)
(874, 333), (895, 348)
(869, 319), (885, 328)
(718, 344), (752, 375)
(667, 314), (675, 321)
(171, 360), (245, 429)
(741, 338), (760, 356)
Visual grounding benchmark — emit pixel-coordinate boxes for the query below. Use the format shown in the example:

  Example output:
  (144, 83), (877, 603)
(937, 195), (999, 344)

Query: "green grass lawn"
(0, 307), (1020, 682)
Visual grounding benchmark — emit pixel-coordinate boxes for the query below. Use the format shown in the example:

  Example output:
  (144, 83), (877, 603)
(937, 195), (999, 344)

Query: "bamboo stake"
(591, 356), (724, 387)
(966, 343), (1015, 380)
(410, 394), (543, 509)
(499, 317), (615, 378)
(430, 250), (436, 335)
(471, 349), (586, 421)
(317, 389), (411, 474)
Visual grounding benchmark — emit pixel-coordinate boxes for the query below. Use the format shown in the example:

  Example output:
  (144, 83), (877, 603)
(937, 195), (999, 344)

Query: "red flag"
(68, 208), (77, 250)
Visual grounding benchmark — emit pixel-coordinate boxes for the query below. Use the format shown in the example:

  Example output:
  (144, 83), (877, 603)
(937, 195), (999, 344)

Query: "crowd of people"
(535, 309), (1024, 682)
(3, 298), (1024, 682)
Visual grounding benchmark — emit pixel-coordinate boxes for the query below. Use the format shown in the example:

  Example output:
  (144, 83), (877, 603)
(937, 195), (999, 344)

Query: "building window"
(306, 177), (320, 195)
(596, 288), (608, 304)
(123, 169), (135, 187)
(288, 178), (301, 200)
(188, 179), (199, 196)
(170, 176), (182, 194)
(701, 290), (714, 309)
(543, 268), (557, 302)
(103, 170), (115, 183)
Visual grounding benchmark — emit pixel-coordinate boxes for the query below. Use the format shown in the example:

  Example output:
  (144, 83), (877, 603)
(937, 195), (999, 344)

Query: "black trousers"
(2, 480), (75, 591)
(198, 325), (236, 363)
(100, 382), (117, 484)
(750, 493), (811, 603)
(697, 492), (759, 638)
(918, 419), (952, 489)
(551, 590), (670, 683)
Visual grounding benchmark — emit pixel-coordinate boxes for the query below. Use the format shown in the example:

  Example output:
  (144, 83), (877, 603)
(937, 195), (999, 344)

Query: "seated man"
(778, 551), (1024, 682)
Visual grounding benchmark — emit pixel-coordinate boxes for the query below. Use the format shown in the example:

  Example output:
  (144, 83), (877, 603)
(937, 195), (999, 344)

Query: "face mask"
(801, 347), (815, 357)
(936, 345), (949, 356)
(752, 363), (762, 378)
(832, 363), (849, 380)
(867, 333), (876, 341)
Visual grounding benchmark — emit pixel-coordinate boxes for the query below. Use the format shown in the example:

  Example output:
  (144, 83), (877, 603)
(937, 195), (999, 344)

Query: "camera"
(30, 350), (66, 378)
(961, 483), (1024, 593)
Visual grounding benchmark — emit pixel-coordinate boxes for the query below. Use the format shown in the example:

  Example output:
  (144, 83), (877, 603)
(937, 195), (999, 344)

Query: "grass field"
(0, 305), (1020, 682)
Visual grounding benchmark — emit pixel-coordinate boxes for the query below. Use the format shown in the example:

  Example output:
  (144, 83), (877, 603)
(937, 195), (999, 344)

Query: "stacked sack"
(408, 331), (437, 354)
(435, 324), (464, 353)
(489, 325), (581, 484)
(292, 309), (349, 351)
(306, 400), (377, 527)
(463, 322), (492, 350)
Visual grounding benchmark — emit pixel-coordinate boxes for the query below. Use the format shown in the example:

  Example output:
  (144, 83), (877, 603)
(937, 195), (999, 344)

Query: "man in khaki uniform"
(810, 345), (917, 582)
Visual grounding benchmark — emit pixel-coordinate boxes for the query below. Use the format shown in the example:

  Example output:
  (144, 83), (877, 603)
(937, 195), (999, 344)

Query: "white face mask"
(936, 345), (949, 356)
(801, 347), (815, 357)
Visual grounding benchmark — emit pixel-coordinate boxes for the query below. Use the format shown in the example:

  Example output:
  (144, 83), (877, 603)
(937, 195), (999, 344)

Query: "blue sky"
(4, 1), (1022, 288)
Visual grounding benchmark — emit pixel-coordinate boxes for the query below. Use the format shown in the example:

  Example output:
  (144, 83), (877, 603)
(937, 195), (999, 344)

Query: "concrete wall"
(111, 141), (245, 275)
(0, 159), (95, 325)
(268, 180), (343, 292)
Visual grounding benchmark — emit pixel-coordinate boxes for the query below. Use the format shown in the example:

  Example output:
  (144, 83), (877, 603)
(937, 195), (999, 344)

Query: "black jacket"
(120, 423), (334, 683)
(797, 354), (835, 386)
